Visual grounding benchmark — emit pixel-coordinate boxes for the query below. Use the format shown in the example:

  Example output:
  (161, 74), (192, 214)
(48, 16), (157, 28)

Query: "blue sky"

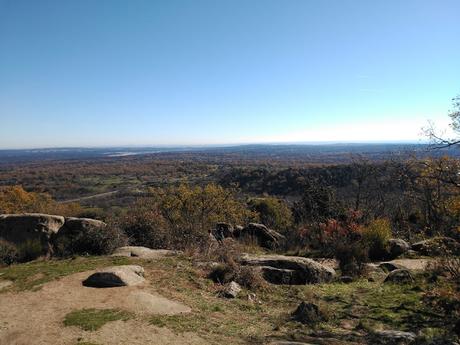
(0, 0), (459, 149)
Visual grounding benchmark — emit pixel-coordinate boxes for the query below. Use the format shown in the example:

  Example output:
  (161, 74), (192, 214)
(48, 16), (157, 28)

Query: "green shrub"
(362, 218), (392, 260)
(248, 197), (293, 232)
(53, 222), (127, 257)
(0, 239), (18, 265)
(117, 206), (170, 249)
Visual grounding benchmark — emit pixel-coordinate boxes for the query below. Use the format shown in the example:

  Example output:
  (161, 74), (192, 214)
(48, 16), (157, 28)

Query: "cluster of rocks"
(0, 213), (106, 258)
(411, 236), (460, 256)
(212, 222), (285, 249)
(374, 236), (460, 260)
(239, 253), (336, 285)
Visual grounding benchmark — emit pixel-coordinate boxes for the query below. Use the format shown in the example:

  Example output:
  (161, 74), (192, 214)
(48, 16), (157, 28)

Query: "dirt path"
(58, 190), (119, 204)
(0, 271), (207, 345)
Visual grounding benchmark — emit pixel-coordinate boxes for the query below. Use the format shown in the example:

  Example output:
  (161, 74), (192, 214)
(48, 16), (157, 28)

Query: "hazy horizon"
(0, 140), (430, 152)
(1, 0), (459, 149)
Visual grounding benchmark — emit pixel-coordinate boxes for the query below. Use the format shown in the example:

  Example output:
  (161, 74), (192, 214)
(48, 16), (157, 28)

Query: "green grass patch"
(64, 308), (133, 331)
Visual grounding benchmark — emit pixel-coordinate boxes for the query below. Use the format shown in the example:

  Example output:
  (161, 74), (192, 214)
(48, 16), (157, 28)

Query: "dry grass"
(1, 254), (458, 344)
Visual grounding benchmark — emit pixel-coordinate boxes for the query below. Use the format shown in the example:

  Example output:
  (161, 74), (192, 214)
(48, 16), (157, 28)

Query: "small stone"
(219, 281), (241, 298)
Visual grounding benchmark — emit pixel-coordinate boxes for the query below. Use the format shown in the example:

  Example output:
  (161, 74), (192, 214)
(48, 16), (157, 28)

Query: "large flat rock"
(240, 254), (336, 284)
(112, 246), (181, 259)
(125, 291), (191, 315)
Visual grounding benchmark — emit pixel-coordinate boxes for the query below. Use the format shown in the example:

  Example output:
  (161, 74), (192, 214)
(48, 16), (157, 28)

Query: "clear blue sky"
(0, 0), (459, 149)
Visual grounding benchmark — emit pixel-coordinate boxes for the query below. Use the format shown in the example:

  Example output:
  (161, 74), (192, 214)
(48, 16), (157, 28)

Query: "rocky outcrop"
(291, 301), (324, 324)
(387, 238), (410, 259)
(0, 213), (65, 257)
(411, 237), (460, 256)
(384, 269), (414, 284)
(236, 223), (285, 249)
(239, 254), (336, 284)
(112, 246), (181, 259)
(56, 217), (106, 239)
(83, 265), (145, 287)
(0, 213), (116, 259)
(49, 216), (109, 256)
(211, 222), (285, 249)
(257, 266), (301, 285)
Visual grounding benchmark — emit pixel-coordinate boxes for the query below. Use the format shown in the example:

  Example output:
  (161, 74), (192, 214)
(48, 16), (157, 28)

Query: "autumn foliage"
(0, 185), (81, 216)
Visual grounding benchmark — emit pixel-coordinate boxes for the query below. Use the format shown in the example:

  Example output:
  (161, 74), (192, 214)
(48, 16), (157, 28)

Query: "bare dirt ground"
(0, 270), (207, 345)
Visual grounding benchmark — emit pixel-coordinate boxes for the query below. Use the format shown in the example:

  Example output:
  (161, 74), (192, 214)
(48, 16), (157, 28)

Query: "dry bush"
(0, 239), (18, 265)
(117, 184), (256, 251)
(236, 266), (266, 290)
(208, 263), (237, 284)
(424, 286), (460, 336)
(0, 239), (47, 264)
(206, 240), (266, 290)
(335, 240), (368, 277)
(428, 255), (460, 284)
(54, 222), (127, 257)
(116, 204), (171, 249)
(362, 218), (392, 260)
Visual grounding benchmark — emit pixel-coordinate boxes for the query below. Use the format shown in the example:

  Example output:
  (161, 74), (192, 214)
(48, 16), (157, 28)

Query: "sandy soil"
(0, 280), (12, 290)
(0, 270), (207, 345)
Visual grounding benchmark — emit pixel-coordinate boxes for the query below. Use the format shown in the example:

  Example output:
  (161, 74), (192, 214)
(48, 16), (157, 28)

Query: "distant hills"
(0, 143), (457, 164)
